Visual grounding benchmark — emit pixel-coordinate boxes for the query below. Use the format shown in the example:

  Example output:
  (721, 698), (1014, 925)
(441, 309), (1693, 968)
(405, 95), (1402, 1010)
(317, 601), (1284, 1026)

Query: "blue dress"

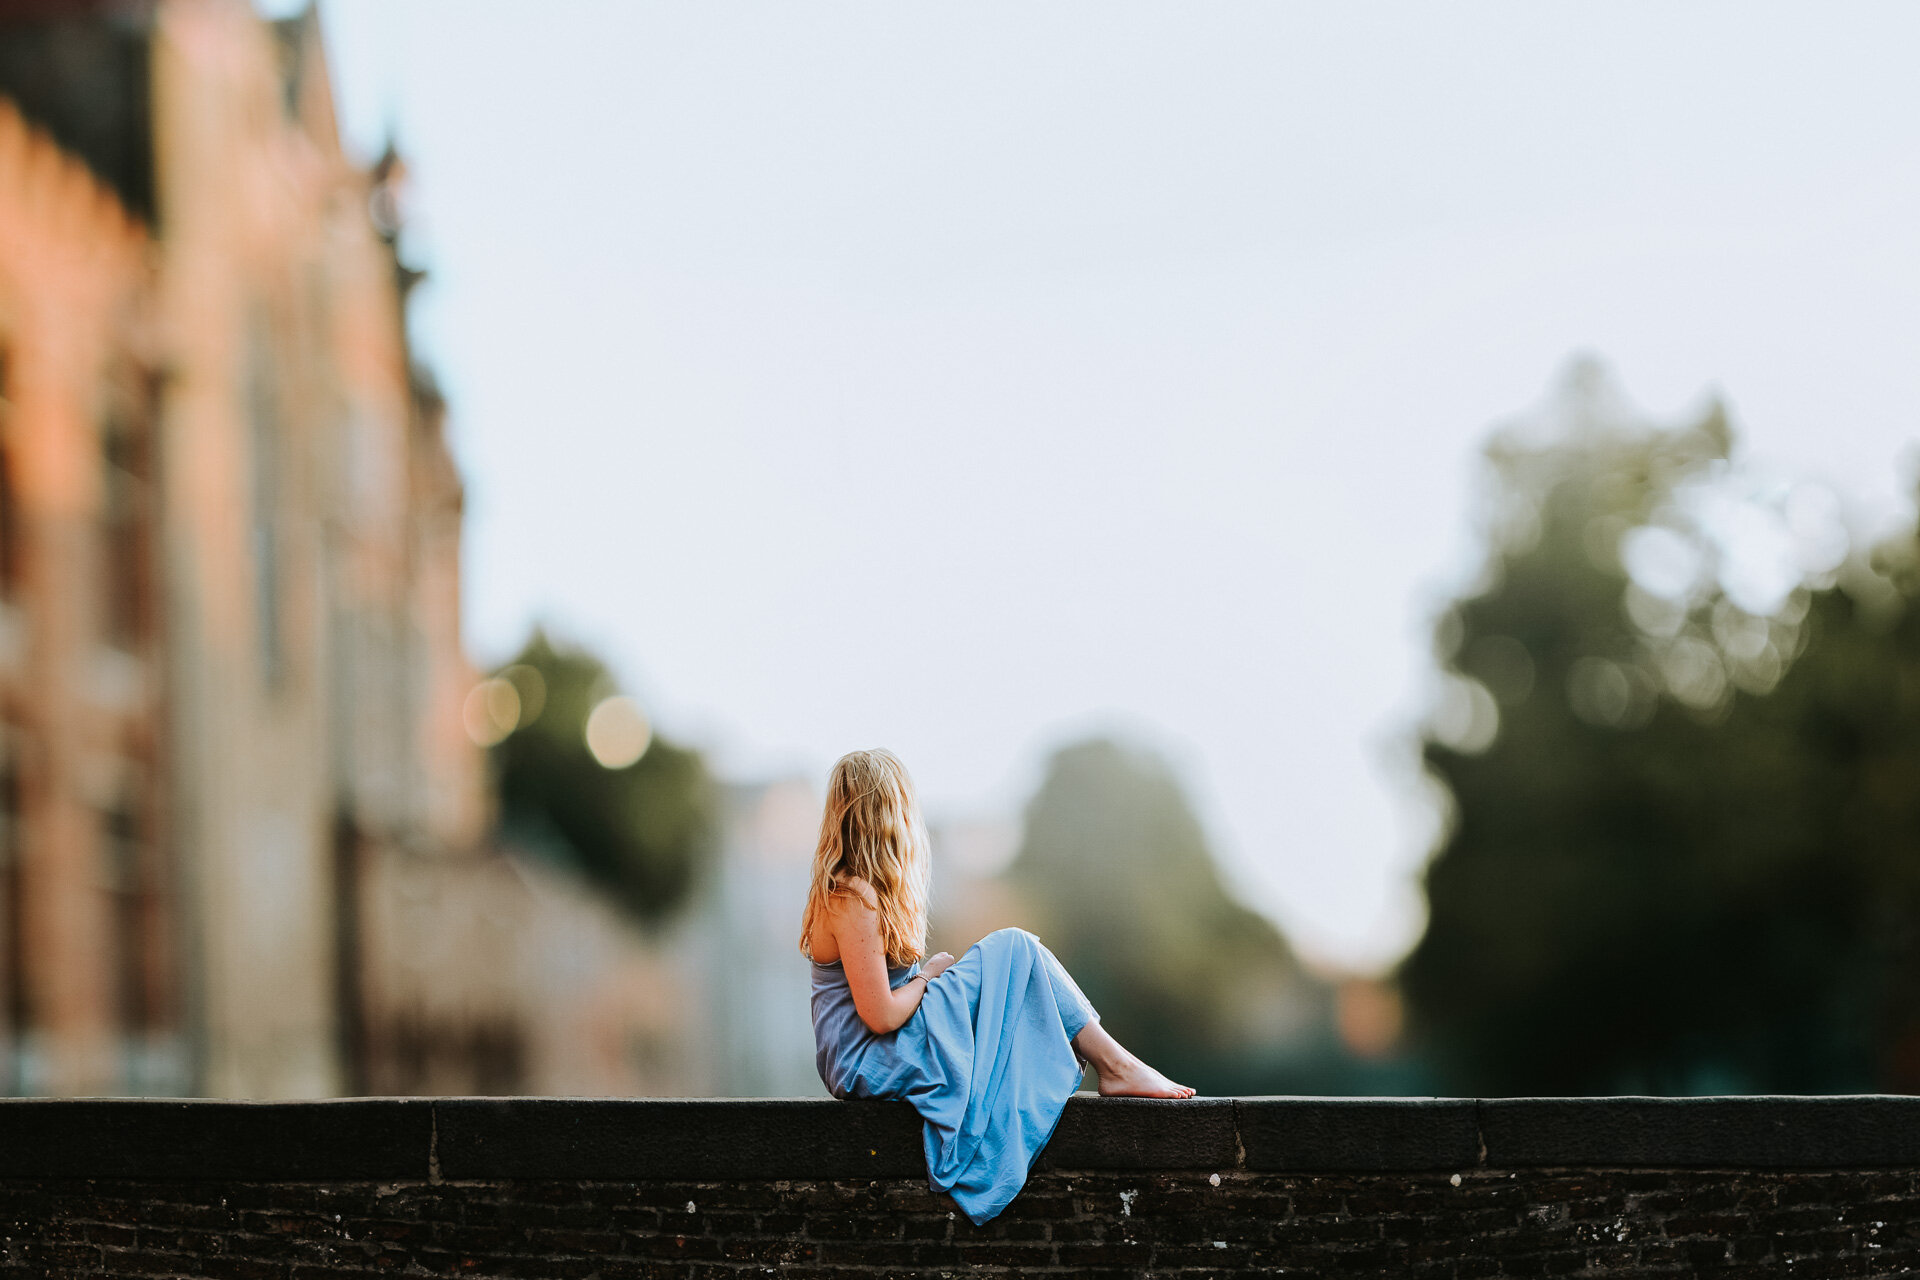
(811, 927), (1098, 1224)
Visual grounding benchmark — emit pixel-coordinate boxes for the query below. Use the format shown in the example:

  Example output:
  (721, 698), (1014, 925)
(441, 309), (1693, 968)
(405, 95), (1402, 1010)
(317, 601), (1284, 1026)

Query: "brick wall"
(1, 1096), (1917, 1278)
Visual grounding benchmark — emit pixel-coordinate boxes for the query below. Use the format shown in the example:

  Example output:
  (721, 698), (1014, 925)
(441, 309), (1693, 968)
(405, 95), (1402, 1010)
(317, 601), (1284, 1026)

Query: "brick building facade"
(0, 0), (497, 1098)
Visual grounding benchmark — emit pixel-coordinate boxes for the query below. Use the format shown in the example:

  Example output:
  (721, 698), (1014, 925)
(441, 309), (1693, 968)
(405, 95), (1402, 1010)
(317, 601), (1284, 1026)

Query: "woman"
(800, 748), (1192, 1224)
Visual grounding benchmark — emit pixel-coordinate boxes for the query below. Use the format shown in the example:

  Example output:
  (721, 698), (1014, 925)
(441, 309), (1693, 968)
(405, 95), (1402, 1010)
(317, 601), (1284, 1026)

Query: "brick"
(589, 1262), (686, 1280)
(953, 1241), (1058, 1266)
(627, 1233), (724, 1261)
(96, 1249), (200, 1276)
(1057, 1240), (1151, 1266)
(815, 1240), (924, 1266)
(197, 1256), (292, 1280)
(522, 1227), (623, 1254)
(1049, 1219), (1108, 1241)
(3, 1158), (1920, 1277)
(907, 1242), (963, 1266)
(1153, 1241), (1259, 1267)
(798, 1212), (902, 1241)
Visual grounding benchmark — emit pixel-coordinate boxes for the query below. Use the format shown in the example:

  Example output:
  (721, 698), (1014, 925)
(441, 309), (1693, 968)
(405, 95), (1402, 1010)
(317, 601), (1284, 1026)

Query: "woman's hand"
(828, 885), (951, 1033)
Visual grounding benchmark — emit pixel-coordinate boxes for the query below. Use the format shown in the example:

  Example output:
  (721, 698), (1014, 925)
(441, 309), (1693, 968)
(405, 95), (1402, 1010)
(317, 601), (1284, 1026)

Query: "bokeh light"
(1429, 674), (1498, 754)
(501, 663), (547, 726)
(584, 695), (651, 769)
(462, 677), (520, 746)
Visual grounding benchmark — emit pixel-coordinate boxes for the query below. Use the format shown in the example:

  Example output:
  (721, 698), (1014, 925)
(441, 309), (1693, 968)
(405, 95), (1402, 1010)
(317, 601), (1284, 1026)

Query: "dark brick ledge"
(3, 1095), (1920, 1182)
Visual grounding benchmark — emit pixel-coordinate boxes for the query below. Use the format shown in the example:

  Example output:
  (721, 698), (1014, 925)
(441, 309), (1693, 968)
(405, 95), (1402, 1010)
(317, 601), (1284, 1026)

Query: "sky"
(301, 1), (1920, 973)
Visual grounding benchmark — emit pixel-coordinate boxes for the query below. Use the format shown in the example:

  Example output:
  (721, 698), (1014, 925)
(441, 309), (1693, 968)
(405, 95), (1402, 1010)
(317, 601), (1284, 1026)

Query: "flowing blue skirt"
(815, 928), (1097, 1224)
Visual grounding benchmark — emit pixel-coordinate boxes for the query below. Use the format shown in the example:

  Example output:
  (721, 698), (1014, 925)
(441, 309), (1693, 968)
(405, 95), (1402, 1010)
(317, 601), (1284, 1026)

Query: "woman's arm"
(824, 885), (954, 1035)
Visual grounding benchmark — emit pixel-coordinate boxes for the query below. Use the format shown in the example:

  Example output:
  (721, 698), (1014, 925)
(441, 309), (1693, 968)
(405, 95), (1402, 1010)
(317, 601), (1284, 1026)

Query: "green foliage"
(1007, 738), (1343, 1094)
(1402, 363), (1920, 1095)
(489, 630), (718, 924)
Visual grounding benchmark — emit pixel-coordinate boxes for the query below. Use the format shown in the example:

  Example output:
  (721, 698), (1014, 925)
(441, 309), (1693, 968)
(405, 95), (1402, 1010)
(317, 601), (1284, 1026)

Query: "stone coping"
(1, 1095), (1919, 1181)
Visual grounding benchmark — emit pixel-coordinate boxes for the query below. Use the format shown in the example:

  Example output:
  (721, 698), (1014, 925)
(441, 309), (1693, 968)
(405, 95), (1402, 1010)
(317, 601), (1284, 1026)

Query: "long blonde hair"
(799, 748), (931, 967)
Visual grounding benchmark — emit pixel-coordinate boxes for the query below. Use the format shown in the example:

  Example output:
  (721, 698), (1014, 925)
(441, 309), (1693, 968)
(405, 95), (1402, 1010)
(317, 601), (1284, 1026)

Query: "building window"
(101, 407), (149, 648)
(0, 751), (21, 1094)
(100, 796), (147, 1035)
(0, 346), (16, 599)
(246, 317), (283, 687)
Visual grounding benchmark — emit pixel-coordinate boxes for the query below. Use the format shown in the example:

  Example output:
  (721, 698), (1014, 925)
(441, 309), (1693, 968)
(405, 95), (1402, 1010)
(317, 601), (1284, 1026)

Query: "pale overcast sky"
(305, 2), (1920, 972)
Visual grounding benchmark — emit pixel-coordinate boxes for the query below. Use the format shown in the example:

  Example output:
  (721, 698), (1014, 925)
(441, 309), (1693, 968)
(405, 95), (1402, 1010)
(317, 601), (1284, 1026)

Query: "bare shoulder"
(830, 875), (880, 913)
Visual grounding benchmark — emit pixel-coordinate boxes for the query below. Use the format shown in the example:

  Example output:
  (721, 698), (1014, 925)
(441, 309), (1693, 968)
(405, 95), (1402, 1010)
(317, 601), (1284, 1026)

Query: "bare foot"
(1094, 1055), (1196, 1099)
(1073, 1020), (1196, 1098)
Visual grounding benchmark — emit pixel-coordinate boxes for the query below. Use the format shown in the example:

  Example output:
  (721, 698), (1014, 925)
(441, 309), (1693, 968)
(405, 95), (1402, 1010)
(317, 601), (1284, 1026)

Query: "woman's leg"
(1021, 934), (1195, 1100)
(1071, 1019), (1196, 1099)
(1030, 934), (1098, 1042)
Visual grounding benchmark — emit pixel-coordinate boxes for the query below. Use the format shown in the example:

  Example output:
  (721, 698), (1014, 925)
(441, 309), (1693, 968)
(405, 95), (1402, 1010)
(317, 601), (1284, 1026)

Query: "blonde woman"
(801, 748), (1192, 1224)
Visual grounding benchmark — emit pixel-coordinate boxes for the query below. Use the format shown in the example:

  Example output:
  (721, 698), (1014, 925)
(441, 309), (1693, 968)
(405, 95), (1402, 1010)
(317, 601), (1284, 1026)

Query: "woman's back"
(809, 953), (921, 1099)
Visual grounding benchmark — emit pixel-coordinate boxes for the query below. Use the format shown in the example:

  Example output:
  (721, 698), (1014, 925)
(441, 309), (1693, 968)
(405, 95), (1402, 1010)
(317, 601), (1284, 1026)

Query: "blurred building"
(0, 0), (924, 1103)
(0, 0), (821, 1102)
(0, 0), (503, 1098)
(696, 779), (821, 1097)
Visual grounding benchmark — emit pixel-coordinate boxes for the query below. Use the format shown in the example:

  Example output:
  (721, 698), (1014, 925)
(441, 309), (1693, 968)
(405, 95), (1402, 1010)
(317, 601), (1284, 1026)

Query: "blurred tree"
(489, 630), (718, 924)
(1006, 738), (1349, 1094)
(1402, 359), (1920, 1095)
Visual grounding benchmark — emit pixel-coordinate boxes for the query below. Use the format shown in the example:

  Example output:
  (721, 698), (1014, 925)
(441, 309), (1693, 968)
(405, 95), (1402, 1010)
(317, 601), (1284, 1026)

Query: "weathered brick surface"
(0, 1167), (1913, 1278)
(2, 1098), (1917, 1277)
